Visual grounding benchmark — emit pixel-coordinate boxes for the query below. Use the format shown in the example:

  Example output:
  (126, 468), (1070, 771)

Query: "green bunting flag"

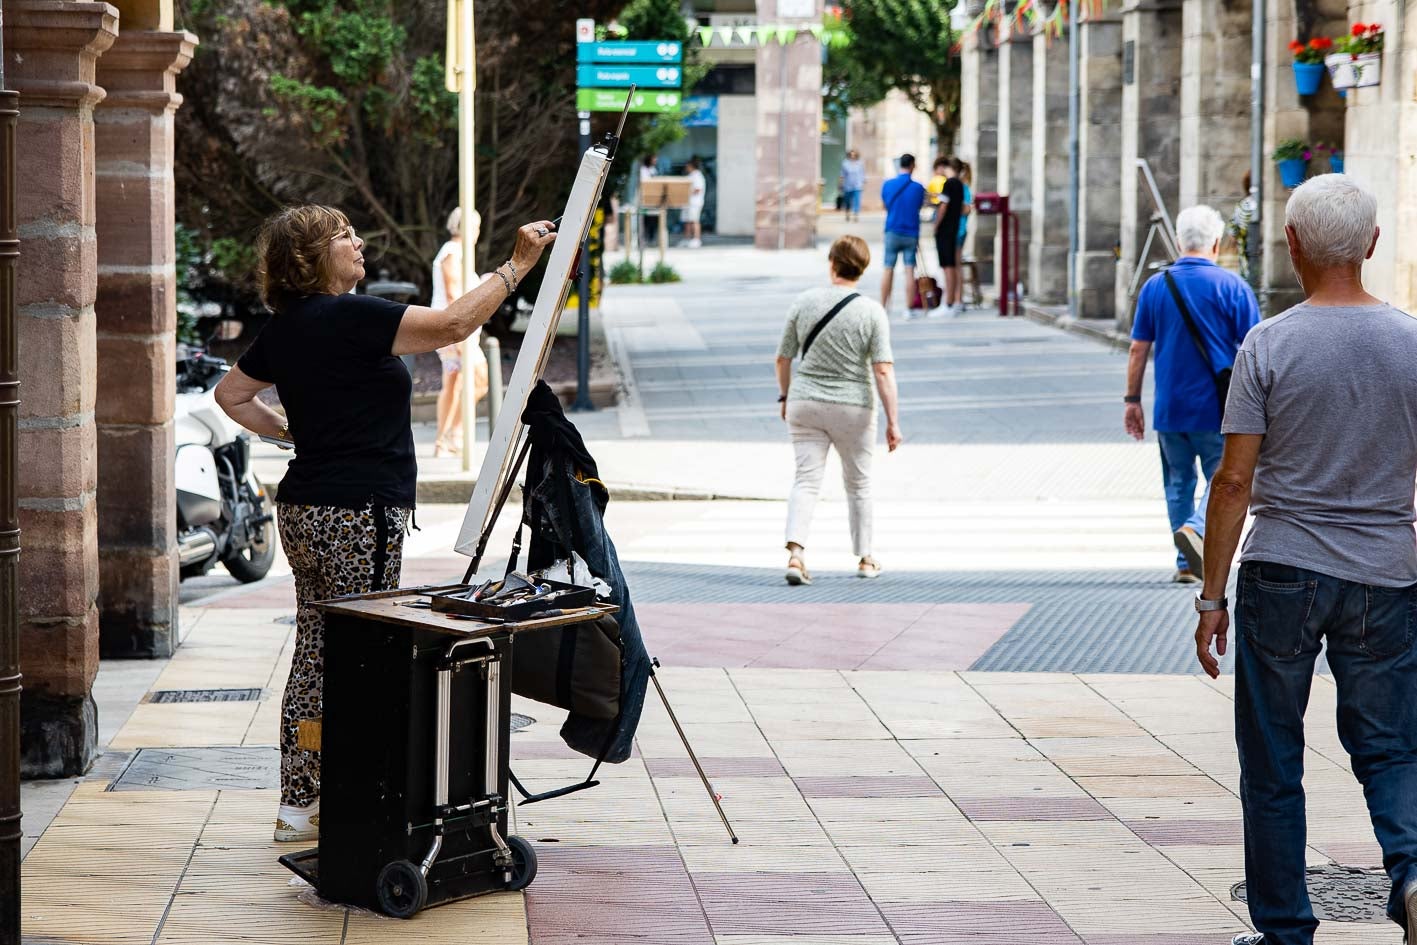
(758, 24), (777, 45)
(779, 27), (797, 44)
(697, 26), (714, 46)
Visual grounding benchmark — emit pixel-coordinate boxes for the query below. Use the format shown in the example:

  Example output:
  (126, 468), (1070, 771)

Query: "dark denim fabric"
(528, 455), (651, 764)
(1235, 560), (1417, 944)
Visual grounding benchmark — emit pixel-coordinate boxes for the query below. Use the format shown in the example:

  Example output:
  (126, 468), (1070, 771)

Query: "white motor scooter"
(175, 345), (276, 583)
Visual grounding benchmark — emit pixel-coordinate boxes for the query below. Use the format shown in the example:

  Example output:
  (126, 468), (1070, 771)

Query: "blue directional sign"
(576, 64), (683, 89)
(576, 41), (683, 64)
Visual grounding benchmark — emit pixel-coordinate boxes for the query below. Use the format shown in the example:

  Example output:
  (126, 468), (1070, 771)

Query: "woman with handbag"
(431, 208), (492, 457)
(775, 235), (903, 584)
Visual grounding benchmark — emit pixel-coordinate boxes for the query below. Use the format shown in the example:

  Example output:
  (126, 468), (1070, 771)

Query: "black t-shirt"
(237, 293), (416, 509)
(937, 177), (965, 234)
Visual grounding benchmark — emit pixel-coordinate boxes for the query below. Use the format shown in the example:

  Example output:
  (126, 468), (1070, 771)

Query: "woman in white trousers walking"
(775, 235), (902, 584)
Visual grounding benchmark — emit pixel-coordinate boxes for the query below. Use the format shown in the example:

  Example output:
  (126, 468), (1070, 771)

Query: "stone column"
(1115, 0), (1181, 330)
(995, 24), (1033, 300)
(1029, 31), (1070, 303)
(1076, 15), (1124, 319)
(94, 30), (195, 659)
(1179, 0), (1251, 213)
(754, 1), (822, 250)
(6, 0), (118, 778)
(958, 28), (999, 285)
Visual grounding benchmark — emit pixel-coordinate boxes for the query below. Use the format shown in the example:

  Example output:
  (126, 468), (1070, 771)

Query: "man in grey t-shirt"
(1195, 175), (1417, 945)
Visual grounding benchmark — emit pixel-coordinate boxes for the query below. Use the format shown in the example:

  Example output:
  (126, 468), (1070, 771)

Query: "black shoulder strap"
(801, 293), (860, 360)
(1162, 269), (1220, 382)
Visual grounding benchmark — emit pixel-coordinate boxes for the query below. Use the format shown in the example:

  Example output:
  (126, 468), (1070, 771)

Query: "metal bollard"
(483, 335), (502, 425)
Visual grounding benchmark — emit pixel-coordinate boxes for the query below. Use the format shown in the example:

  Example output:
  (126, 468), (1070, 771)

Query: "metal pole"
(572, 109), (594, 412)
(1247, 0), (1266, 312)
(649, 667), (738, 845)
(1066, 0), (1080, 321)
(459, 0), (478, 471)
(0, 17), (23, 939)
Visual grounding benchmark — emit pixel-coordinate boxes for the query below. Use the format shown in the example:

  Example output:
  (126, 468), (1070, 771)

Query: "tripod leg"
(649, 668), (739, 845)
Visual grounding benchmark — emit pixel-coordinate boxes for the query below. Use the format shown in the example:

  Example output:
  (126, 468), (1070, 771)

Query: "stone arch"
(108, 0), (173, 31)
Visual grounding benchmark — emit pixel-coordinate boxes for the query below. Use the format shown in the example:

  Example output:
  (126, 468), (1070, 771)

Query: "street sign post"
(576, 40), (682, 63)
(572, 28), (686, 411)
(576, 64), (682, 89)
(576, 88), (682, 113)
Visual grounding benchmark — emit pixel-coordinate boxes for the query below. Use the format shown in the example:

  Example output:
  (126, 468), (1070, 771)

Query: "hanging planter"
(1272, 140), (1311, 189)
(1289, 37), (1332, 95)
(1328, 23), (1384, 89)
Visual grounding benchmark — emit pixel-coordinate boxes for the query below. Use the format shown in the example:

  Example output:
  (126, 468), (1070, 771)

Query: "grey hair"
(445, 207), (482, 239)
(1285, 174), (1377, 267)
(1175, 205), (1226, 253)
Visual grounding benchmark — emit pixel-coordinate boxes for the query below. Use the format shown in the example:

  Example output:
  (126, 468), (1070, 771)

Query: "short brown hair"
(828, 235), (870, 281)
(255, 205), (351, 312)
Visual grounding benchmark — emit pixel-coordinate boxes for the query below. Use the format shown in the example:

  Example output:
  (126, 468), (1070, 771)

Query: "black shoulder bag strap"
(800, 293), (860, 360)
(1162, 268), (1232, 416)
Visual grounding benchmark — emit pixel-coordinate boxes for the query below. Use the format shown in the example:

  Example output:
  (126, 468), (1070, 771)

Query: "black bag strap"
(800, 293), (859, 360)
(1162, 269), (1222, 383)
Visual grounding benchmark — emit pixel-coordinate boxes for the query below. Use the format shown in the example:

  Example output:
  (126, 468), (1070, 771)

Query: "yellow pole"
(457, 0), (477, 472)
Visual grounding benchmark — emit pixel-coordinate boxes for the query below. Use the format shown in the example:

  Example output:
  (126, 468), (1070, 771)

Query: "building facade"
(958, 0), (1363, 327)
(6, 0), (194, 776)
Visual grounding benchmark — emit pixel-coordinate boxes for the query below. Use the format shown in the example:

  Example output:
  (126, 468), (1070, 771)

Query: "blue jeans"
(882, 230), (918, 268)
(1157, 430), (1223, 568)
(1235, 561), (1417, 944)
(843, 189), (861, 215)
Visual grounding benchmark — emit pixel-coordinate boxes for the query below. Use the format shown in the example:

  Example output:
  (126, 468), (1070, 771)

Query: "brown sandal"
(785, 556), (812, 586)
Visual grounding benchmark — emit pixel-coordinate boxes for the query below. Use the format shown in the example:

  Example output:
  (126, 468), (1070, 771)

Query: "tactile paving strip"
(621, 561), (1231, 674)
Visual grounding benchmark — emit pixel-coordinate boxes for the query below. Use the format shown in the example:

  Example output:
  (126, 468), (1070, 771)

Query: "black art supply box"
(279, 586), (614, 918)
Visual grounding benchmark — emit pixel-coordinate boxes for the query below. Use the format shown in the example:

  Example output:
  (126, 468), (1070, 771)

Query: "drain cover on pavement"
(111, 746), (279, 791)
(510, 713), (535, 733)
(1233, 866), (1389, 923)
(148, 688), (262, 704)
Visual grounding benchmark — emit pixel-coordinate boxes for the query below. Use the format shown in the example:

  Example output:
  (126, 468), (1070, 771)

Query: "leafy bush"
(648, 262), (681, 284)
(1272, 139), (1310, 162)
(609, 259), (644, 284)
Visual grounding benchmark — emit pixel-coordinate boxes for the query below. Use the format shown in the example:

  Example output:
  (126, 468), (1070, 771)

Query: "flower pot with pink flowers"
(1327, 22), (1384, 89)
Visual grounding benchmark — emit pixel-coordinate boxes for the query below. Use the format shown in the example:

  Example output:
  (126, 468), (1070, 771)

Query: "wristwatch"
(1194, 594), (1228, 613)
(1123, 395), (1142, 404)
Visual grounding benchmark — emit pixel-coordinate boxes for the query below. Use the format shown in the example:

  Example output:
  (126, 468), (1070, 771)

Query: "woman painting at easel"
(213, 206), (556, 843)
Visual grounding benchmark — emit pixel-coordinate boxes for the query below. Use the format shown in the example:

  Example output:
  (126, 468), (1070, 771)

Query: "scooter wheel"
(505, 836), (538, 891)
(376, 859), (427, 919)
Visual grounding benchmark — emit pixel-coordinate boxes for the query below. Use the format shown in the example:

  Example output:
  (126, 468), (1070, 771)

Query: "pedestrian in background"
(639, 153), (659, 247)
(879, 153), (927, 317)
(839, 149), (865, 222)
(681, 157), (706, 248)
(1124, 204), (1259, 584)
(775, 235), (902, 585)
(1194, 174), (1417, 945)
(955, 159), (974, 307)
(430, 207), (489, 458)
(928, 157), (965, 318)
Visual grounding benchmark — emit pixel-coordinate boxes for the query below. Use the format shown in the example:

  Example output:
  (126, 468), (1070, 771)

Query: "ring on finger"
(535, 226), (547, 237)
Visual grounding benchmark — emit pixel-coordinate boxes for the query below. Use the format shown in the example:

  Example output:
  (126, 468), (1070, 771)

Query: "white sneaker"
(274, 799), (320, 842)
(925, 304), (950, 319)
(689, 239), (702, 248)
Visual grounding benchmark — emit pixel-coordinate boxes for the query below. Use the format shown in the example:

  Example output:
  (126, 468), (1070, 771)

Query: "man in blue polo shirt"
(1124, 204), (1261, 583)
(879, 154), (927, 316)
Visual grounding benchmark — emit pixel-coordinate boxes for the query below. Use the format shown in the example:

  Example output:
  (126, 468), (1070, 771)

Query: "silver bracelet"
(504, 259), (518, 286)
(493, 267), (514, 296)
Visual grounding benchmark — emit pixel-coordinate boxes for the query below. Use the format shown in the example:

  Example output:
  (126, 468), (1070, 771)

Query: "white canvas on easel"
(455, 141), (617, 562)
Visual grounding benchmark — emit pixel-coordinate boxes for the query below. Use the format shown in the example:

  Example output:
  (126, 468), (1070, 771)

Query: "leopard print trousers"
(276, 502), (411, 807)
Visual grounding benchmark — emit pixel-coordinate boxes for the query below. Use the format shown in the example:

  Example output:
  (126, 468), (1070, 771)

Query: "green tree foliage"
(174, 0), (630, 311)
(827, 0), (962, 151)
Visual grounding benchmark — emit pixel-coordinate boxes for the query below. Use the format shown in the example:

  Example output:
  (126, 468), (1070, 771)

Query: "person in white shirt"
(682, 157), (706, 248)
(430, 207), (490, 457)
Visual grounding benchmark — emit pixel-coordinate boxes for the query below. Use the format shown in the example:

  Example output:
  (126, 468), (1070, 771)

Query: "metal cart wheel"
(505, 836), (538, 891)
(376, 859), (428, 918)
